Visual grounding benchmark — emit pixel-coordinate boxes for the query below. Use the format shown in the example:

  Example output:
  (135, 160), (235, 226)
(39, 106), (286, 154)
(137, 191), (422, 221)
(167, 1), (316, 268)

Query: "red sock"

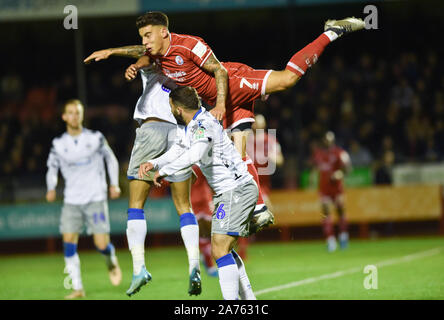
(199, 237), (214, 268)
(338, 215), (348, 233)
(243, 156), (265, 208)
(286, 33), (331, 76)
(323, 215), (334, 238)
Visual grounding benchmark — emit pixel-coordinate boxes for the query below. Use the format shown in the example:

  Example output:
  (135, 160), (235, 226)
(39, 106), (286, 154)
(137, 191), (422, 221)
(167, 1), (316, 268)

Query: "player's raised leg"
(170, 178), (202, 296)
(126, 179), (152, 297)
(265, 17), (365, 95)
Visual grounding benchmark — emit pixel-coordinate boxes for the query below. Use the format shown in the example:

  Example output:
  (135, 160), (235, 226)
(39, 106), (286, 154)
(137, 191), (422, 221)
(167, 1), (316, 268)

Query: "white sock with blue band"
(232, 249), (256, 300)
(63, 242), (83, 291)
(216, 253), (240, 300)
(179, 212), (200, 274)
(126, 208), (146, 275)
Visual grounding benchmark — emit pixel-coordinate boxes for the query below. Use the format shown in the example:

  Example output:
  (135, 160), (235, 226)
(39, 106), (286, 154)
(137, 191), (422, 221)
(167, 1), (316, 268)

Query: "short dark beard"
(174, 113), (186, 126)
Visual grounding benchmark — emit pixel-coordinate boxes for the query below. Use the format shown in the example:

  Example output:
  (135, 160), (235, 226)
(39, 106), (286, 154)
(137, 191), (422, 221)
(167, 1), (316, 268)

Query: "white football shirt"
(133, 67), (178, 124)
(46, 128), (119, 205)
(150, 107), (252, 195)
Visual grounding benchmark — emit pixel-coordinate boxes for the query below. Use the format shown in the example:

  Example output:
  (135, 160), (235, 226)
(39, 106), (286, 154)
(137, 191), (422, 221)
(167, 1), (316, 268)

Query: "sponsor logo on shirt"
(161, 85), (171, 93)
(175, 55), (184, 65)
(163, 69), (187, 82)
(192, 41), (207, 59)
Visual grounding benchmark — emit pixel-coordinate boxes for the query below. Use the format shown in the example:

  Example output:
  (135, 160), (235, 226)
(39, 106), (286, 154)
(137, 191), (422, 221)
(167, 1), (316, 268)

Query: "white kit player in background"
(46, 99), (122, 299)
(140, 86), (258, 300)
(117, 63), (201, 297)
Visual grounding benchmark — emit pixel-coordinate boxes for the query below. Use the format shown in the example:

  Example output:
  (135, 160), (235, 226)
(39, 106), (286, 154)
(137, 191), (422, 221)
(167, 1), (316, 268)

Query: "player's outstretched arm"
(201, 53), (228, 121)
(84, 45), (146, 63)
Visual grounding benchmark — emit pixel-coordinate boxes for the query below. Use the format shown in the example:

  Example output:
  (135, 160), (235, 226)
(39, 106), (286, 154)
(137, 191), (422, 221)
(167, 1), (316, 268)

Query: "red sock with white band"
(286, 32), (338, 77)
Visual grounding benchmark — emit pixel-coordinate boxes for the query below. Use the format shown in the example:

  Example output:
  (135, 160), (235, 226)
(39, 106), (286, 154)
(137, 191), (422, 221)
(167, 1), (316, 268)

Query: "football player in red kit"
(84, 11), (365, 235)
(238, 114), (284, 260)
(311, 131), (352, 252)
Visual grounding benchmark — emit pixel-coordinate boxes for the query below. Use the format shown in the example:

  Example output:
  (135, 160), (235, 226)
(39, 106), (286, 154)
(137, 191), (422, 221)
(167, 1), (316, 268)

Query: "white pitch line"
(254, 247), (442, 297)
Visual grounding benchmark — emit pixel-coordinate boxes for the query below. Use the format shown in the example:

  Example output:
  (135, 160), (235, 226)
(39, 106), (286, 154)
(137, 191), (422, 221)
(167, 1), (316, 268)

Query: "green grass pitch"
(0, 236), (443, 300)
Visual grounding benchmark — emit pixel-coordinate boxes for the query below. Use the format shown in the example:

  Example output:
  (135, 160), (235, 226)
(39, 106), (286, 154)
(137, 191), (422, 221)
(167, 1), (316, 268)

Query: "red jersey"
(312, 146), (348, 196)
(191, 165), (213, 217)
(148, 33), (272, 129)
(246, 131), (281, 197)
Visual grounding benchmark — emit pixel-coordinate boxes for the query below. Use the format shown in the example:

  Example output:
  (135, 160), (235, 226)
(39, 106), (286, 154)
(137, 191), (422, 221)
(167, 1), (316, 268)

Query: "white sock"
(126, 216), (147, 275)
(232, 250), (256, 300)
(64, 254), (83, 291)
(179, 213), (200, 274)
(323, 30), (339, 42)
(216, 253), (240, 300)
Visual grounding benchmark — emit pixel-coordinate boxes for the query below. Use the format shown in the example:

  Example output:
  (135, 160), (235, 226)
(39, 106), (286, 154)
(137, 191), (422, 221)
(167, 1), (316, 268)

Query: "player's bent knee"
(284, 72), (301, 89)
(211, 234), (236, 260)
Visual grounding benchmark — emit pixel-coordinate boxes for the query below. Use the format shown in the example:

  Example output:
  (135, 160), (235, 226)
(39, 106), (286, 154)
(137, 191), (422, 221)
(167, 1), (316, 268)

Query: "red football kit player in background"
(241, 114), (284, 260)
(311, 131), (351, 252)
(84, 12), (366, 234)
(247, 115), (284, 203)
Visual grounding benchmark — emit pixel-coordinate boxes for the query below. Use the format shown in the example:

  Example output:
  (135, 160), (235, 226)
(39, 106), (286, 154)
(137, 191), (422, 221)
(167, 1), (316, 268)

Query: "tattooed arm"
(84, 45), (147, 63)
(201, 53), (228, 121)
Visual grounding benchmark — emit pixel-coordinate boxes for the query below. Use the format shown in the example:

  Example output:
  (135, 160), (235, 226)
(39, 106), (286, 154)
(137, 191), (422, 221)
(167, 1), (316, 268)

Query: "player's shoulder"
(189, 110), (217, 138)
(200, 109), (221, 128)
(51, 131), (68, 146)
(171, 33), (211, 60)
(333, 145), (345, 154)
(172, 33), (206, 47)
(83, 128), (104, 139)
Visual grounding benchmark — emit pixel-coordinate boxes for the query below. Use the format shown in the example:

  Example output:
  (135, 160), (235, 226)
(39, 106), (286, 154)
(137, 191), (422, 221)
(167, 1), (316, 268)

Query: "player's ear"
(160, 26), (168, 39)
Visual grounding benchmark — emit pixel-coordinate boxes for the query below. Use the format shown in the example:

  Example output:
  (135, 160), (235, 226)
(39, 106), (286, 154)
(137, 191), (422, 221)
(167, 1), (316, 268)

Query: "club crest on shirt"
(175, 55), (184, 65)
(194, 127), (206, 140)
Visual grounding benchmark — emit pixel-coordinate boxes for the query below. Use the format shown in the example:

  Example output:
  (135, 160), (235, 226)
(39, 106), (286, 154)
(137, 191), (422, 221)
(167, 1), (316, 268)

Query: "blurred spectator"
(348, 139), (373, 168)
(374, 150), (395, 185)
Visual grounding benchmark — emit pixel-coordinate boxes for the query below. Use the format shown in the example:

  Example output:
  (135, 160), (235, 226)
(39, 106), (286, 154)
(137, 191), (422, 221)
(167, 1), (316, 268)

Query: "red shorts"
(221, 62), (272, 130)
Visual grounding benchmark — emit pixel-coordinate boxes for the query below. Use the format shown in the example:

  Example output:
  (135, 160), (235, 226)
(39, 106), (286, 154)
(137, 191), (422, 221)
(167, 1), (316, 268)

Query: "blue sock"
(180, 212), (197, 227)
(97, 243), (115, 256)
(64, 242), (77, 258)
(128, 208), (145, 221)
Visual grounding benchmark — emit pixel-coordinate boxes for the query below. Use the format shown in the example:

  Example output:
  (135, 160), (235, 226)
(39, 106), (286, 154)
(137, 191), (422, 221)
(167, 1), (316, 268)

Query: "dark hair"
(136, 11), (169, 29)
(169, 86), (200, 110)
